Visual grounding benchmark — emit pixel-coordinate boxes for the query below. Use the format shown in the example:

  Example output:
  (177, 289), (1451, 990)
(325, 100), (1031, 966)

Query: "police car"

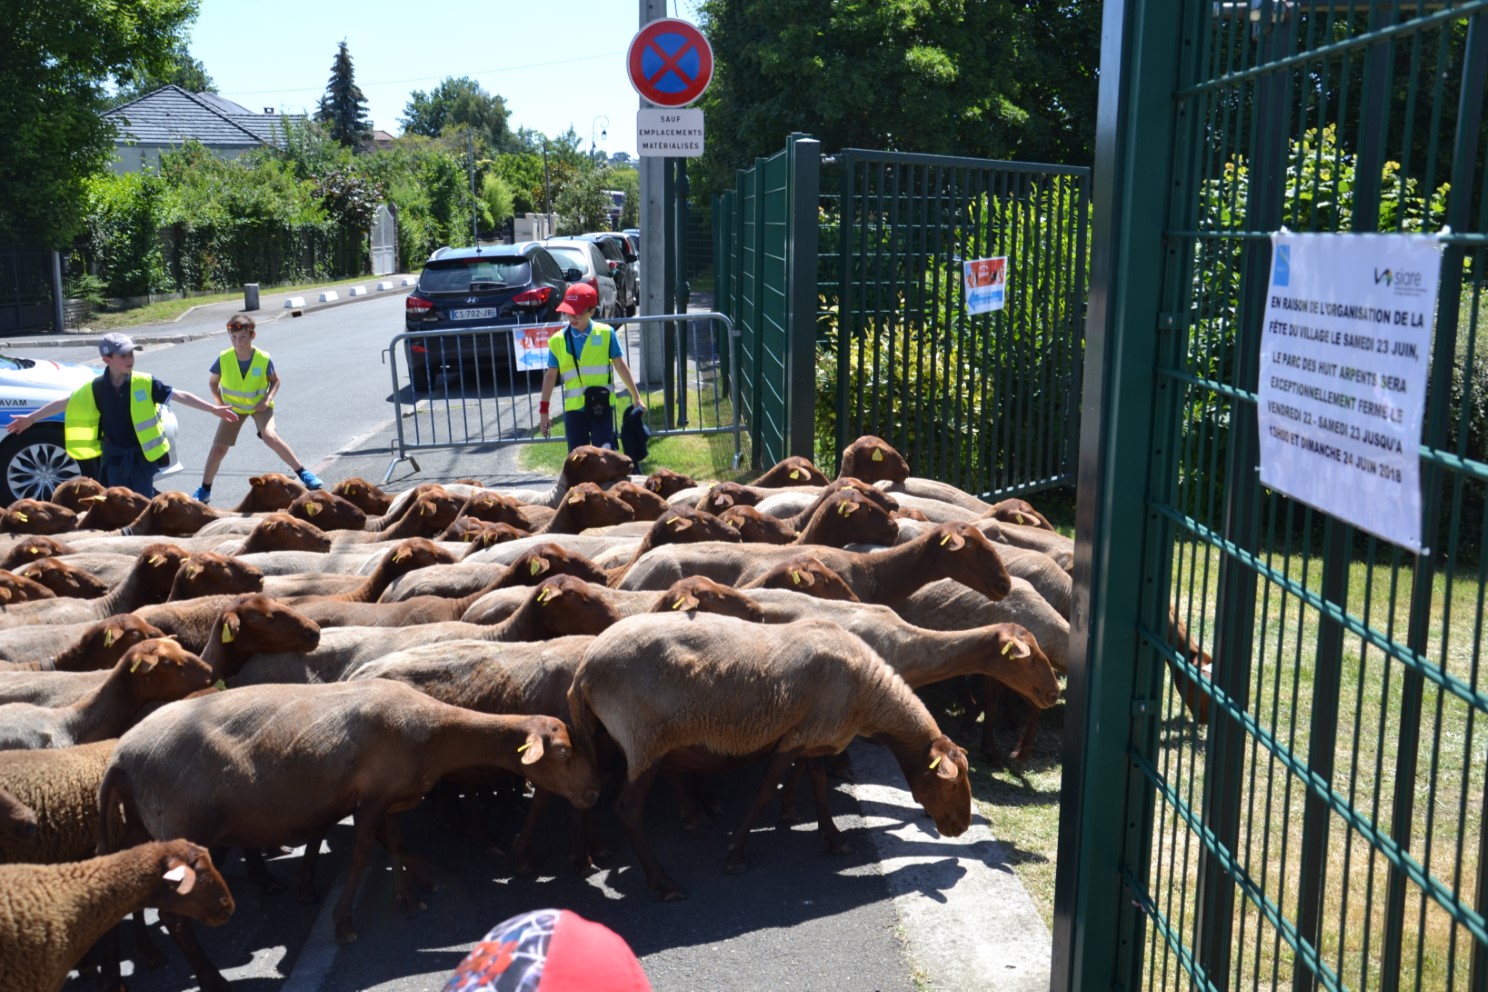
(0, 353), (181, 503)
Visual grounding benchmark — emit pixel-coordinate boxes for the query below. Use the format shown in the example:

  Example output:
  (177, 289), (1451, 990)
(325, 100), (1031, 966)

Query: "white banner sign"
(637, 108), (704, 157)
(1257, 231), (1442, 551)
(964, 256), (1007, 314)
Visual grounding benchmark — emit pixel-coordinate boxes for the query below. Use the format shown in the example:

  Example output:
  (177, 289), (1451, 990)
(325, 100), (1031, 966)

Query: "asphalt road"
(11, 295), (1051, 992)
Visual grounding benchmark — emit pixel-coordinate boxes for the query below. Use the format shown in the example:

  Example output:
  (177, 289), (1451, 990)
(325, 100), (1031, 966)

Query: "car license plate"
(450, 307), (499, 320)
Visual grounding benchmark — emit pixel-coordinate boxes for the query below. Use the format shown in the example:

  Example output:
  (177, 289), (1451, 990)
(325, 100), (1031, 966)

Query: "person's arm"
(261, 368), (280, 411)
(612, 356), (645, 412)
(169, 388), (239, 422)
(538, 367), (559, 437)
(206, 372), (225, 406)
(4, 396), (70, 435)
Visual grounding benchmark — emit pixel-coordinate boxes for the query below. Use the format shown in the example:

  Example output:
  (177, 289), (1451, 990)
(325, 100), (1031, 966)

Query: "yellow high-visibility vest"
(548, 323), (615, 412)
(217, 348), (272, 414)
(63, 373), (169, 462)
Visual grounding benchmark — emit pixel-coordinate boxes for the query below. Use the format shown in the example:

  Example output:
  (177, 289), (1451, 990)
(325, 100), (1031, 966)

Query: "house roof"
(104, 85), (303, 148)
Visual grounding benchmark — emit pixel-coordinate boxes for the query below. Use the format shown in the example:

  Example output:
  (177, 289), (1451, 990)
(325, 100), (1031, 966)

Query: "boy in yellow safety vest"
(537, 282), (645, 451)
(3, 332), (238, 497)
(191, 314), (322, 504)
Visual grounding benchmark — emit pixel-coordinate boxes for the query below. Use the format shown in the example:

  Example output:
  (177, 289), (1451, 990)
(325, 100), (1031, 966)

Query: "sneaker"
(191, 485), (210, 504)
(297, 468), (324, 491)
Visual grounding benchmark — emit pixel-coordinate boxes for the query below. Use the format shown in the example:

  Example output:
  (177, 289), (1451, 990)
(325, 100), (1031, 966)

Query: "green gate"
(1057, 3), (1488, 991)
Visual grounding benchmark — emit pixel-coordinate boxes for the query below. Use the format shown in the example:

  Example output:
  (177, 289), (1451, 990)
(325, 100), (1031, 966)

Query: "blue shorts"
(100, 439), (159, 497)
(562, 406), (616, 452)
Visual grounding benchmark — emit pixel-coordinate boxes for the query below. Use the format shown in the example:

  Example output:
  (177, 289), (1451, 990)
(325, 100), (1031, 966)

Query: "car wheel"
(0, 423), (82, 504)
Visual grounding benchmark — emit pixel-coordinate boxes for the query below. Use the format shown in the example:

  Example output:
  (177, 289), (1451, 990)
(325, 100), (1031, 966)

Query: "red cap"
(556, 282), (599, 315)
(444, 909), (652, 992)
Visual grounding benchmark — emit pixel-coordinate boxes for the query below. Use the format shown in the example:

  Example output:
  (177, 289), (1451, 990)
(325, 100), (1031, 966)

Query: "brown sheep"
(607, 479), (669, 521)
(331, 476), (394, 515)
(221, 511), (334, 555)
(0, 570), (55, 604)
(782, 477), (900, 530)
(118, 491), (222, 536)
(643, 466), (696, 499)
(75, 486), (152, 531)
(740, 556), (862, 601)
(0, 740), (117, 864)
(605, 505), (741, 587)
(378, 542), (611, 603)
(0, 535), (75, 571)
(717, 505), (797, 544)
(285, 537), (459, 605)
(792, 488), (900, 548)
(0, 543), (189, 629)
(981, 497), (1056, 531)
(448, 490), (533, 531)
(99, 680), (602, 961)
(441, 518), (527, 547)
(837, 435), (911, 484)
(696, 481), (762, 515)
(1, 840), (233, 992)
(749, 455), (831, 488)
(1, 500), (78, 535)
(649, 575), (765, 623)
(329, 487), (466, 546)
(0, 638), (215, 749)
(13, 558), (109, 600)
(46, 477), (107, 512)
(230, 472), (308, 513)
(618, 521), (1012, 607)
(567, 612), (972, 899)
(288, 489), (368, 532)
(0, 614), (165, 679)
(531, 482), (634, 535)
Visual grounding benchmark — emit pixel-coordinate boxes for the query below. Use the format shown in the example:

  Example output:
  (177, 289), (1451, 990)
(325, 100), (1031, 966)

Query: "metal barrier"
(381, 312), (741, 482)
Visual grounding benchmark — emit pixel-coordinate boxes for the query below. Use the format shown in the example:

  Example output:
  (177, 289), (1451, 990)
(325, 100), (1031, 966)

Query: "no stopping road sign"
(627, 18), (714, 108)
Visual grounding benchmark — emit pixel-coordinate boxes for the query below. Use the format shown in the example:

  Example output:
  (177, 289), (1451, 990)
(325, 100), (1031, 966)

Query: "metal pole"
(469, 129), (478, 244)
(50, 250), (64, 334)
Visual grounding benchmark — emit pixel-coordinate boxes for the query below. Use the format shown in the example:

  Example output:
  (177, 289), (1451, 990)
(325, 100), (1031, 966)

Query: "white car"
(0, 353), (181, 503)
(542, 238), (621, 318)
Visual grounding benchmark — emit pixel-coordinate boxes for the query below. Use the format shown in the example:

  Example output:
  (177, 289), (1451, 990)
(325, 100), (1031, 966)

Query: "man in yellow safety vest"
(3, 333), (238, 497)
(537, 282), (645, 452)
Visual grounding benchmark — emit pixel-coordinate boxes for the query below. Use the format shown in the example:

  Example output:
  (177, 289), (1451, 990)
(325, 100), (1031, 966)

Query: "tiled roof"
(103, 85), (300, 148)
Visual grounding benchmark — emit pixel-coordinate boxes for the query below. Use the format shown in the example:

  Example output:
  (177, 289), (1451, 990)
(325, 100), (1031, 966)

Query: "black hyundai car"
(402, 243), (569, 389)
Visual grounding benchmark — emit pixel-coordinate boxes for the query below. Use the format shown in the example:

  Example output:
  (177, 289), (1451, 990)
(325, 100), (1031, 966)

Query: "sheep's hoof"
(658, 886), (686, 902)
(335, 923), (358, 944)
(724, 854), (748, 875)
(777, 804), (799, 824)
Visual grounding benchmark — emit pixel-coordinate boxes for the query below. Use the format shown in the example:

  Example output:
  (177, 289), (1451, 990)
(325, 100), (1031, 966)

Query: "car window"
(546, 246), (590, 274)
(591, 238), (623, 262)
(420, 258), (531, 292)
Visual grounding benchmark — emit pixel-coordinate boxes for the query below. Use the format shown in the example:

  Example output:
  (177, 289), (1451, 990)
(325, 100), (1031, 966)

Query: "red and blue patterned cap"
(443, 909), (651, 992)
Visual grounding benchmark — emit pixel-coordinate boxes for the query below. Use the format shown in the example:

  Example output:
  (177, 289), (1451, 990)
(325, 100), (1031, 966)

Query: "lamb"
(288, 489), (368, 532)
(327, 487), (466, 546)
(0, 741), (117, 864)
(717, 505), (797, 543)
(790, 487), (900, 548)
(749, 455), (830, 488)
(0, 569), (55, 603)
(0, 614), (165, 678)
(0, 535), (75, 571)
(331, 477), (394, 515)
(71, 487), (151, 531)
(618, 521), (1013, 608)
(229, 472), (307, 513)
(99, 679), (602, 963)
(0, 639), (215, 749)
(212, 512), (334, 556)
(446, 490), (535, 532)
(567, 612), (972, 899)
(0, 839), (233, 992)
(12, 558), (109, 600)
(437, 517), (528, 547)
(642, 466), (696, 498)
(280, 537), (459, 604)
(1, 500), (78, 536)
(0, 543), (189, 629)
(294, 571), (621, 633)
(607, 480), (669, 521)
(527, 482), (634, 535)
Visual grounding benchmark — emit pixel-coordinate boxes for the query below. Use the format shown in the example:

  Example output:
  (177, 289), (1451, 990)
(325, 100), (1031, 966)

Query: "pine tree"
(315, 40), (371, 148)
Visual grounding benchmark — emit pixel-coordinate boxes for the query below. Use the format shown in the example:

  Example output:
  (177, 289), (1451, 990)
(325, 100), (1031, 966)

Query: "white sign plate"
(637, 108), (704, 157)
(1256, 231), (1442, 551)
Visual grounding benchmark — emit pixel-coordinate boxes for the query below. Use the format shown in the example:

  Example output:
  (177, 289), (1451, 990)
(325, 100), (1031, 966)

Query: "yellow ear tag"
(221, 622), (235, 644)
(872, 449), (884, 462)
(928, 755), (942, 770)
(838, 502), (852, 516)
(130, 656), (144, 672)
(1002, 641), (1015, 657)
(85, 494), (107, 502)
(790, 469), (801, 480)
(791, 569), (803, 584)
(347, 486), (358, 494)
(419, 503), (429, 516)
(529, 558), (544, 576)
(939, 534), (952, 546)
(306, 502), (321, 516)
(104, 628), (117, 647)
(148, 554), (165, 565)
(14, 511), (27, 522)
(1014, 513), (1025, 525)
(516, 741), (532, 753)
(537, 586), (554, 603)
(393, 549), (409, 562)
(212, 679), (227, 691)
(27, 546), (38, 553)
(568, 492), (583, 504)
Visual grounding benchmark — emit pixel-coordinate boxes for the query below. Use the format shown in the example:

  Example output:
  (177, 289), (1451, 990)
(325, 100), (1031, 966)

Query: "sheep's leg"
(724, 749), (804, 875)
(804, 757), (849, 855)
(89, 922), (126, 992)
(1008, 704), (1041, 766)
(160, 912), (232, 992)
(130, 908), (166, 966)
(296, 829), (328, 904)
(777, 760), (808, 823)
(979, 676), (1009, 768)
(613, 765), (683, 900)
(510, 787), (557, 874)
(665, 770), (715, 830)
(240, 846), (286, 894)
(378, 814), (430, 917)
(332, 805), (392, 943)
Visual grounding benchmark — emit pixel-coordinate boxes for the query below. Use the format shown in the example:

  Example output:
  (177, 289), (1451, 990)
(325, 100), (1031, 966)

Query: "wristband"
(538, 401), (550, 414)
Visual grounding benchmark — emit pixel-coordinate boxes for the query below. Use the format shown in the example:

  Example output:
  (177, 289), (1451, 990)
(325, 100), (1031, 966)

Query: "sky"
(186, 0), (705, 158)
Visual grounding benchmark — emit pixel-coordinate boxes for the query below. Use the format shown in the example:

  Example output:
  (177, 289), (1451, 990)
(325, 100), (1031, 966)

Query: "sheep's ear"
(148, 553), (165, 565)
(528, 556), (549, 576)
(518, 733), (545, 765)
(672, 594), (699, 611)
(304, 501), (322, 517)
(790, 568), (813, 587)
(162, 862), (196, 894)
(12, 510), (28, 522)
(250, 477), (263, 487)
(567, 491), (584, 505)
(392, 547), (410, 562)
(185, 563), (202, 578)
(938, 530), (966, 550)
(221, 614), (240, 644)
(0, 587), (11, 603)
(418, 501), (430, 516)
(129, 651), (156, 673)
(837, 500), (857, 517)
(536, 583), (560, 604)
(84, 493), (108, 502)
(929, 748), (959, 781)
(668, 516), (692, 531)
(345, 484), (358, 495)
(1001, 637), (1030, 659)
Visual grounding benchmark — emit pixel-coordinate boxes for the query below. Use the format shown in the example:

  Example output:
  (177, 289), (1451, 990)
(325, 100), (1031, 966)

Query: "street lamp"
(590, 115), (609, 161)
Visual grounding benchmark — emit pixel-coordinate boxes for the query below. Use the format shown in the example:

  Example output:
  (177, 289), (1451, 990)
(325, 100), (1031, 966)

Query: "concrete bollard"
(318, 290), (339, 303)
(244, 283), (260, 311)
(376, 280), (394, 291)
(283, 297), (306, 309)
(348, 286), (367, 297)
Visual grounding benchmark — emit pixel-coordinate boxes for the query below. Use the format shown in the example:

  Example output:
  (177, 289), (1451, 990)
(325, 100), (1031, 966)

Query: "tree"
(0, 0), (200, 247)
(554, 167), (614, 234)
(479, 173), (515, 233)
(315, 40), (371, 149)
(400, 76), (512, 152)
(108, 39), (215, 107)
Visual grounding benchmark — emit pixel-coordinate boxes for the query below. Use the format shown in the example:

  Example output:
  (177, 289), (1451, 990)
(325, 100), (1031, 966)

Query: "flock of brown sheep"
(0, 435), (1094, 992)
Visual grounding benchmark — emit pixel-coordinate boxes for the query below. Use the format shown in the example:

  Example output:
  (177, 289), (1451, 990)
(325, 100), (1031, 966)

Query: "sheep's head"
(642, 467), (696, 498)
(83, 614), (167, 670)
(526, 573), (620, 637)
(797, 489), (898, 549)
(389, 489), (465, 537)
(556, 483), (633, 531)
(169, 552), (264, 601)
(905, 736), (972, 838)
(562, 445), (633, 484)
(982, 498), (1055, 532)
(218, 593), (320, 656)
(926, 524), (1012, 602)
(47, 476), (107, 512)
(454, 491), (529, 529)
(289, 490), (367, 532)
(235, 473), (307, 512)
(511, 715), (602, 810)
(131, 491), (221, 535)
(718, 505), (796, 544)
(650, 505), (741, 547)
(78, 487), (152, 531)
(452, 520), (528, 552)
(152, 841), (235, 926)
(0, 569), (54, 603)
(745, 555), (860, 601)
(331, 477), (394, 515)
(247, 512), (332, 553)
(607, 480), (669, 521)
(134, 544), (191, 600)
(838, 435), (910, 484)
(654, 575), (763, 622)
(2, 498), (79, 535)
(697, 481), (759, 515)
(503, 544), (609, 587)
(751, 455), (830, 488)
(119, 637), (215, 702)
(0, 534), (73, 570)
(16, 557), (108, 599)
(989, 625), (1061, 709)
(382, 537), (457, 578)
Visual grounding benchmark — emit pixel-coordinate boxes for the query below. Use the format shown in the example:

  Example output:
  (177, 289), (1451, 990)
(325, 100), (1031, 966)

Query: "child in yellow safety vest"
(537, 282), (645, 452)
(191, 314), (322, 504)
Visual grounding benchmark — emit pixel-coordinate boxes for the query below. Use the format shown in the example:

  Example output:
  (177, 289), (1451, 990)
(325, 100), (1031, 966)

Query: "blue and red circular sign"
(627, 18), (714, 108)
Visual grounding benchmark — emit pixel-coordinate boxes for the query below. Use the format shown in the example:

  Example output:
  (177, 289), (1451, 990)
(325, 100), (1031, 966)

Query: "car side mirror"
(564, 268), (583, 281)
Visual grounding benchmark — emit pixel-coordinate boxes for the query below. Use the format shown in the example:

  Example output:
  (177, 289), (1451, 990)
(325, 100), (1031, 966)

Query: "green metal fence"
(1056, 3), (1488, 991)
(715, 140), (1090, 492)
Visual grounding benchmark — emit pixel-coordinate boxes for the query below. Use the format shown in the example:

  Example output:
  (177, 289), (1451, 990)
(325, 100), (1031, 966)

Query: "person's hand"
(215, 406), (240, 423)
(5, 413), (31, 435)
(632, 401), (647, 414)
(539, 413), (551, 438)
(253, 400), (271, 414)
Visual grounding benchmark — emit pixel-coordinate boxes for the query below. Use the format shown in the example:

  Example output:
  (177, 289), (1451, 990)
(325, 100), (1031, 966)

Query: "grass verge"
(82, 273), (403, 330)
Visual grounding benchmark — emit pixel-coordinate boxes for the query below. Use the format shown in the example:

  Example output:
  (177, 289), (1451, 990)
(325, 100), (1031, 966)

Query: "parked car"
(0, 353), (181, 502)
(542, 239), (620, 319)
(580, 233), (638, 316)
(402, 243), (570, 390)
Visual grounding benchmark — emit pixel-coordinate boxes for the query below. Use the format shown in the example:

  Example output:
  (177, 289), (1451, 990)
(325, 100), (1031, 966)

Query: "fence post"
(786, 134), (820, 460)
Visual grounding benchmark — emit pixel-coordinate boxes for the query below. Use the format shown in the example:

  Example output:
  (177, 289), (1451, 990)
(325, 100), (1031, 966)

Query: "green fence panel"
(1057, 3), (1488, 991)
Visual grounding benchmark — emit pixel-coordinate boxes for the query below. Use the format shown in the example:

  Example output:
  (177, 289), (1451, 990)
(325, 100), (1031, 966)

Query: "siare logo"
(1373, 267), (1393, 286)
